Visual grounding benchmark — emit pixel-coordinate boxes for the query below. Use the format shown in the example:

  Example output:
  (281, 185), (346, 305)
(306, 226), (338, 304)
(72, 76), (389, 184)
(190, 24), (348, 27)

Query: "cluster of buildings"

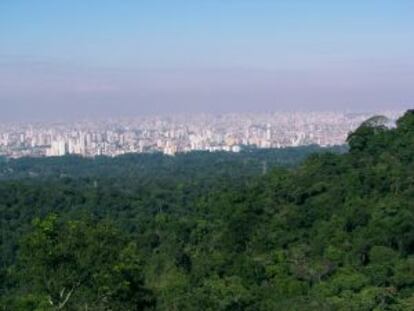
(0, 111), (402, 158)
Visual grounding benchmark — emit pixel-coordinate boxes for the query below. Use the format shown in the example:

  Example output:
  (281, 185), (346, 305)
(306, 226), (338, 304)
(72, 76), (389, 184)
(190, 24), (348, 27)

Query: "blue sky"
(0, 0), (413, 120)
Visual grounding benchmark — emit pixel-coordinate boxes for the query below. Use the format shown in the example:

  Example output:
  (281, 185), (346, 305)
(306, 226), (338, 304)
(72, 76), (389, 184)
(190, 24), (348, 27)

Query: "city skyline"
(0, 110), (403, 158)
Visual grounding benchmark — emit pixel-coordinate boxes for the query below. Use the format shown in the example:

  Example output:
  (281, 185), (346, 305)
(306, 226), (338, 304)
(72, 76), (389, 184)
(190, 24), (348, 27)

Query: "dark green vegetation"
(1, 112), (414, 310)
(0, 145), (341, 180)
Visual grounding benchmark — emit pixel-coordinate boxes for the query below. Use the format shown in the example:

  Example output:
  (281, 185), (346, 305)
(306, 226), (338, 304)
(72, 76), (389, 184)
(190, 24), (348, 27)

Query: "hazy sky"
(0, 0), (413, 120)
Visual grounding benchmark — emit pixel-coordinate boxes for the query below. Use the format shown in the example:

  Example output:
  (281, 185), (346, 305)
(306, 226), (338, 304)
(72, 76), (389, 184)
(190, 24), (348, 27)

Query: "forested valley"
(1, 112), (414, 310)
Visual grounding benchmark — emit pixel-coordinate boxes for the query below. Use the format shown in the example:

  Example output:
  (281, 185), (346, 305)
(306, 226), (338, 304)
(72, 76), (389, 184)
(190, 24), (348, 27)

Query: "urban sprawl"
(0, 111), (402, 158)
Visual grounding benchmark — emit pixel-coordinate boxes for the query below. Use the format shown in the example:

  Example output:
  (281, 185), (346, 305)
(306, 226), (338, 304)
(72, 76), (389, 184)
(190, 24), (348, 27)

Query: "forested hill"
(1, 112), (414, 310)
(0, 145), (344, 180)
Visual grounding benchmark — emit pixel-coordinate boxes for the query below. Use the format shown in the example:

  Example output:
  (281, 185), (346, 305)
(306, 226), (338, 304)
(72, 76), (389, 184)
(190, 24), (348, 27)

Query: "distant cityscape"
(0, 111), (403, 158)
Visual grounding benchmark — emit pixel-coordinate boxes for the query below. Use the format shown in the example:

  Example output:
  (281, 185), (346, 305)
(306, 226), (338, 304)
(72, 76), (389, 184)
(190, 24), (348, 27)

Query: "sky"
(0, 0), (413, 121)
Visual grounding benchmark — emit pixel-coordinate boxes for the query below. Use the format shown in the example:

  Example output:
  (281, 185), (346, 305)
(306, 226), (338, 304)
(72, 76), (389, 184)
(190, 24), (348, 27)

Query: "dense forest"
(1, 112), (414, 310)
(0, 145), (343, 180)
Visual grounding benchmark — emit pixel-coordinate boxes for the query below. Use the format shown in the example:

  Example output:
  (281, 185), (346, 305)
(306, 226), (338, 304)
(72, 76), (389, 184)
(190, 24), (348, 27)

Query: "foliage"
(1, 112), (414, 310)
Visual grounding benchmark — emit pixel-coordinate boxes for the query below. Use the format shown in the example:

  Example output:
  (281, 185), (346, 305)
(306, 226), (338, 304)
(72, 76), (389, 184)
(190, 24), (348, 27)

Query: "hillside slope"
(1, 112), (413, 310)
